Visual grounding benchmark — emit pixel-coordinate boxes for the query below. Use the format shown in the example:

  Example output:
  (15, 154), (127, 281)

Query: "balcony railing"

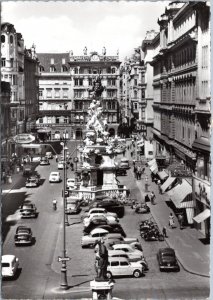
(39, 110), (71, 116)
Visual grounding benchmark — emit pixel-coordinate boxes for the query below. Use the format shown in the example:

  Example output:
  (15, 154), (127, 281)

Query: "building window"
(134, 79), (137, 86)
(1, 35), (5, 43)
(74, 91), (84, 98)
(63, 89), (68, 98)
(74, 78), (83, 86)
(40, 66), (44, 72)
(107, 91), (116, 98)
(107, 79), (116, 86)
(74, 67), (78, 74)
(10, 58), (14, 67)
(88, 78), (93, 86)
(62, 65), (67, 72)
(50, 58), (54, 64)
(47, 117), (52, 124)
(39, 90), (43, 97)
(46, 89), (52, 98)
(50, 66), (56, 72)
(111, 67), (116, 74)
(56, 118), (60, 124)
(75, 102), (83, 110)
(55, 89), (60, 98)
(134, 103), (137, 110)
(142, 89), (145, 99)
(39, 118), (43, 124)
(182, 126), (185, 139)
(1, 58), (6, 67)
(10, 35), (13, 44)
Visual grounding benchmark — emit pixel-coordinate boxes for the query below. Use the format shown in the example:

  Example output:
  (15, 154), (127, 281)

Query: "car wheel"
(106, 271), (112, 279)
(133, 270), (141, 278)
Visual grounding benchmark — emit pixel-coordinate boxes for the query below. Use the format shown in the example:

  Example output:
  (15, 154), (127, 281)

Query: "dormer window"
(51, 58), (54, 64)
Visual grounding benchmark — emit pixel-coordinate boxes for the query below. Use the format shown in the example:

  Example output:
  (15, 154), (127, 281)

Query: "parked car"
(135, 203), (150, 214)
(23, 164), (33, 177)
(49, 172), (61, 183)
(119, 158), (130, 169)
(66, 198), (81, 214)
(14, 226), (33, 246)
(107, 257), (143, 279)
(45, 151), (53, 159)
(90, 199), (125, 218)
(157, 248), (180, 272)
(111, 244), (144, 260)
(83, 208), (118, 220)
(66, 178), (76, 190)
(81, 228), (109, 248)
(25, 176), (40, 188)
(40, 156), (50, 166)
(1, 255), (19, 278)
(19, 203), (37, 218)
(83, 214), (119, 228)
(103, 233), (138, 244)
(83, 224), (126, 237)
(116, 168), (127, 176)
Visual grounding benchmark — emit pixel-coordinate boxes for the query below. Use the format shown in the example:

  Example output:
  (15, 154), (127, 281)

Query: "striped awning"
(193, 209), (210, 223)
(150, 164), (158, 174)
(161, 177), (176, 193)
(157, 170), (169, 181)
(169, 180), (193, 209)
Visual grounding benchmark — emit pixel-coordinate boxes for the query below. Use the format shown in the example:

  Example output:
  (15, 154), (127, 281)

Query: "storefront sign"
(13, 134), (35, 144)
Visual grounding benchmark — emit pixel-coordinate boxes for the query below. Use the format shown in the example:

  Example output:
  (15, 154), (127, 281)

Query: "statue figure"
(102, 46), (106, 56)
(94, 239), (109, 281)
(83, 46), (87, 55)
(88, 76), (105, 99)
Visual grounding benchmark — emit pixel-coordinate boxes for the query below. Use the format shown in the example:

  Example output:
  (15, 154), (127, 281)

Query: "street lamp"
(60, 132), (69, 289)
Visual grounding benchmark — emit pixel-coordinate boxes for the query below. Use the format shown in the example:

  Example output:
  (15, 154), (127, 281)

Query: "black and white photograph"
(0, 1), (211, 299)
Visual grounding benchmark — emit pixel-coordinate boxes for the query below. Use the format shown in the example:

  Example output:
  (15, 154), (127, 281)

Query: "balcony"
(39, 110), (71, 116)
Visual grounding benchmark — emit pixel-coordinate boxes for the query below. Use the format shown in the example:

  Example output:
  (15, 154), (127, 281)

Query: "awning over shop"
(161, 177), (176, 193)
(186, 208), (194, 224)
(150, 164), (158, 174)
(169, 180), (192, 209)
(193, 209), (210, 223)
(192, 137), (210, 152)
(157, 170), (169, 181)
(147, 159), (157, 167)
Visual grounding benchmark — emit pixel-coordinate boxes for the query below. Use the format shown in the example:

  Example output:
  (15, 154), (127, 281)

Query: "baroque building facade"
(37, 49), (121, 139)
(151, 1), (210, 237)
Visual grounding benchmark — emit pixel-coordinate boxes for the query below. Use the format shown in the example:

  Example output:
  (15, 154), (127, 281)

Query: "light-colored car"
(45, 151), (53, 159)
(2, 255), (19, 278)
(83, 214), (118, 228)
(58, 160), (68, 170)
(49, 172), (61, 183)
(83, 208), (118, 220)
(81, 228), (109, 248)
(40, 156), (50, 166)
(119, 158), (130, 169)
(67, 178), (76, 190)
(25, 177), (39, 188)
(108, 249), (144, 264)
(107, 257), (143, 278)
(111, 244), (144, 260)
(19, 203), (37, 218)
(103, 233), (138, 244)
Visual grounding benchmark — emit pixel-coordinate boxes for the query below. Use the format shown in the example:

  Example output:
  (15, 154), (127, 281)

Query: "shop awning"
(161, 177), (176, 193)
(186, 208), (194, 224)
(150, 164), (158, 174)
(147, 159), (157, 167)
(193, 209), (210, 223)
(169, 180), (192, 208)
(157, 170), (169, 181)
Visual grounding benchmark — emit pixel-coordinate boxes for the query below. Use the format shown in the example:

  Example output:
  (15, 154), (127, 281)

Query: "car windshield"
(2, 263), (10, 267)
(162, 253), (174, 257)
(51, 173), (58, 176)
(28, 179), (36, 183)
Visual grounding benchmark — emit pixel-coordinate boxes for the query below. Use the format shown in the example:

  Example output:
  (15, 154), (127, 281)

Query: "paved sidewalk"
(125, 139), (210, 278)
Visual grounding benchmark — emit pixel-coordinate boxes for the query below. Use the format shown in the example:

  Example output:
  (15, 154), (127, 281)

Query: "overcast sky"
(2, 1), (169, 59)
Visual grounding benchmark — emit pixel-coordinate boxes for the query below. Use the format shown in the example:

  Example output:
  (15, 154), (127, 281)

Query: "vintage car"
(83, 214), (119, 228)
(157, 248), (180, 272)
(14, 226), (34, 246)
(83, 208), (118, 220)
(81, 228), (109, 248)
(103, 233), (138, 244)
(83, 224), (126, 237)
(107, 257), (143, 279)
(25, 176), (40, 188)
(2, 255), (19, 278)
(66, 198), (81, 214)
(90, 199), (125, 218)
(49, 172), (61, 183)
(19, 203), (38, 218)
(135, 203), (150, 214)
(111, 244), (144, 261)
(39, 156), (50, 166)
(45, 151), (53, 159)
(66, 178), (76, 190)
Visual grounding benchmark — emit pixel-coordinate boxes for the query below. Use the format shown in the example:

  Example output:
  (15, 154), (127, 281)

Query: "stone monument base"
(90, 279), (114, 300)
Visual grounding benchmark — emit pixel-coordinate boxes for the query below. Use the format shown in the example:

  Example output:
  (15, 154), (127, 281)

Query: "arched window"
(134, 90), (137, 99)
(10, 35), (13, 44)
(1, 35), (5, 43)
(111, 67), (116, 74)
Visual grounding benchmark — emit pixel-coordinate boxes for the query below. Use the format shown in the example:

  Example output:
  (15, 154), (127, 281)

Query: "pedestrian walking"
(55, 155), (58, 163)
(162, 226), (167, 238)
(169, 213), (175, 228)
(150, 191), (156, 204)
(145, 194), (150, 203)
(178, 214), (183, 229)
(133, 159), (136, 167)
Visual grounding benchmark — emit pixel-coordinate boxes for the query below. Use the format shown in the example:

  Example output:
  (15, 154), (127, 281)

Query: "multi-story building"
(1, 22), (25, 136)
(24, 44), (40, 133)
(151, 1), (211, 237)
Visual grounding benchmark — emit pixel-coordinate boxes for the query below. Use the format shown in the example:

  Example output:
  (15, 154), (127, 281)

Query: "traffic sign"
(58, 256), (71, 262)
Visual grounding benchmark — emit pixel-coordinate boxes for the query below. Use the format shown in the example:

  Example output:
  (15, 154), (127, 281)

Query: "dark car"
(90, 199), (125, 218)
(40, 156), (50, 166)
(157, 248), (180, 272)
(84, 224), (126, 237)
(116, 168), (127, 176)
(23, 164), (33, 177)
(66, 200), (81, 214)
(25, 176), (40, 188)
(14, 226), (34, 246)
(19, 203), (38, 218)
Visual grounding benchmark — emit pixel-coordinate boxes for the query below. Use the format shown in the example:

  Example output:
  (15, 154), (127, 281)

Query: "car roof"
(105, 233), (122, 238)
(50, 172), (59, 175)
(108, 256), (129, 262)
(113, 244), (131, 249)
(159, 248), (175, 253)
(2, 255), (16, 263)
(108, 250), (127, 256)
(90, 228), (109, 235)
(120, 158), (129, 162)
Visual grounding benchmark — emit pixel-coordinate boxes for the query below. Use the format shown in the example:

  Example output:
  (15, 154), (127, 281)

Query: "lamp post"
(60, 133), (69, 289)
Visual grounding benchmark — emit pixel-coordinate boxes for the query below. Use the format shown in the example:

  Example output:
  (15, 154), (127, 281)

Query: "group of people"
(133, 161), (145, 180)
